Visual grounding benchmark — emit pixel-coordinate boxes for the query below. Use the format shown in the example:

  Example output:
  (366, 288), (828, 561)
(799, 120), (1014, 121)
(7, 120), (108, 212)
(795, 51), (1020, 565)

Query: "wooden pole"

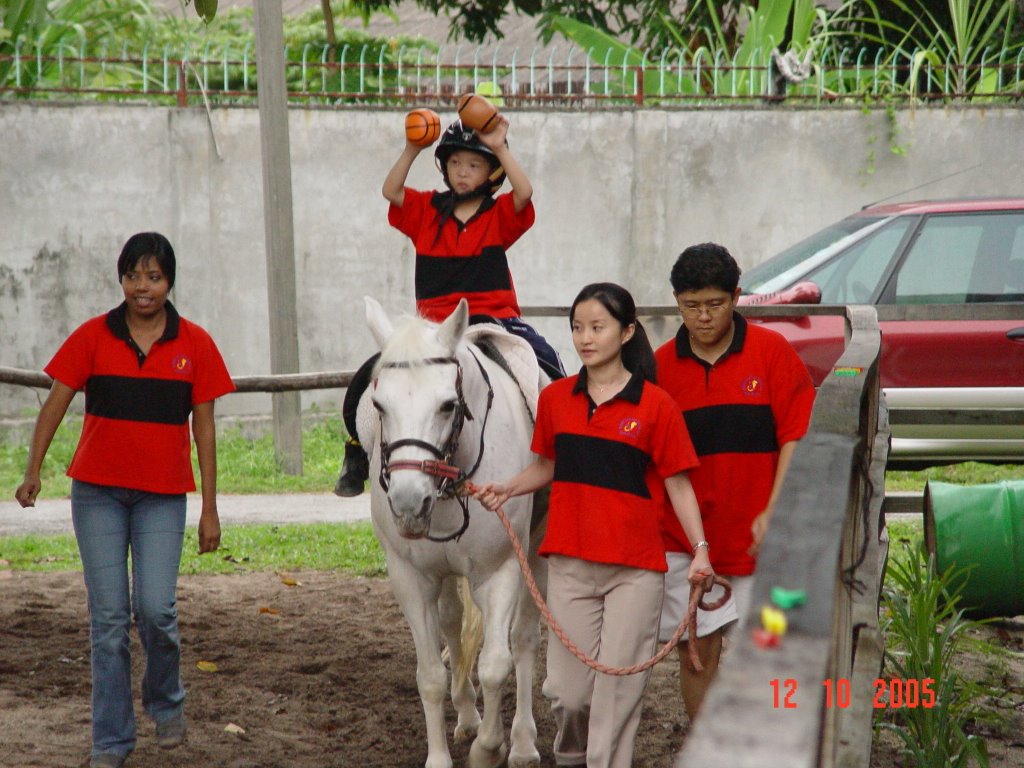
(253, 0), (303, 474)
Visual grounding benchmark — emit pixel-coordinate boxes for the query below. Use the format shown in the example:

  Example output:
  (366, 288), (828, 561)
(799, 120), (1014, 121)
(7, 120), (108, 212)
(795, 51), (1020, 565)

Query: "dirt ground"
(1, 570), (1021, 768)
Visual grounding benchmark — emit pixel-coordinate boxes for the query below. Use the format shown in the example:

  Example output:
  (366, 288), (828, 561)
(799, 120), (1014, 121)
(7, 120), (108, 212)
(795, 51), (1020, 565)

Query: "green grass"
(212, 416), (349, 493)
(878, 518), (1020, 768)
(885, 463), (1022, 493)
(886, 517), (923, 545)
(3, 410), (1020, 498)
(0, 412), (379, 576)
(878, 537), (992, 767)
(0, 411), (1018, 582)
(0, 413), (350, 498)
(0, 521), (387, 576)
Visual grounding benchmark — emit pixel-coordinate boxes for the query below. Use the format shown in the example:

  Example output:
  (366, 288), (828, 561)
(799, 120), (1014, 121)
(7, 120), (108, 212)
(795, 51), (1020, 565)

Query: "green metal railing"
(2, 38), (1023, 106)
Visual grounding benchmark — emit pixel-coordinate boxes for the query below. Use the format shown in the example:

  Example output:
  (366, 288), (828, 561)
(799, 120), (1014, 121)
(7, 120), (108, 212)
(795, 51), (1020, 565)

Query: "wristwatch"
(693, 540), (710, 553)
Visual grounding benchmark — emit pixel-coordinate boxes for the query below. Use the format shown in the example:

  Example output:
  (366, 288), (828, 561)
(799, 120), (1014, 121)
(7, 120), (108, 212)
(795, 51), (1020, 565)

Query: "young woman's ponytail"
(623, 319), (656, 383)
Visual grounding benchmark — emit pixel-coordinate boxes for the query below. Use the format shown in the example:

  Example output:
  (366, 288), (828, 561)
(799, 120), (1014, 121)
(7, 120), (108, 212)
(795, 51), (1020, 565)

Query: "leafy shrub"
(879, 540), (991, 767)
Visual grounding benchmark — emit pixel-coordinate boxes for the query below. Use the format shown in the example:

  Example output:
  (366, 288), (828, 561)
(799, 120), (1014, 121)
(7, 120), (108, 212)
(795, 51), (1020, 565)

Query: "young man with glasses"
(653, 242), (815, 722)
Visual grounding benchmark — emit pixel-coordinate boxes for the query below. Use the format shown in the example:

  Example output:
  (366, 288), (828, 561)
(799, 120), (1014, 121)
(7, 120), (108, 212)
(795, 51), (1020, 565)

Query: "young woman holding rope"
(472, 282), (713, 768)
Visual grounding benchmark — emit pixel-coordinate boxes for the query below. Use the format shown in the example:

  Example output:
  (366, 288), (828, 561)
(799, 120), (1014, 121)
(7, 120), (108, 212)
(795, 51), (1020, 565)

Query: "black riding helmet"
(434, 121), (506, 196)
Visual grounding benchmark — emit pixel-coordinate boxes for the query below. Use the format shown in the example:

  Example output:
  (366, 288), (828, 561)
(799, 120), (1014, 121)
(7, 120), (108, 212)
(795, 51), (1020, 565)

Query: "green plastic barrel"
(923, 479), (1024, 619)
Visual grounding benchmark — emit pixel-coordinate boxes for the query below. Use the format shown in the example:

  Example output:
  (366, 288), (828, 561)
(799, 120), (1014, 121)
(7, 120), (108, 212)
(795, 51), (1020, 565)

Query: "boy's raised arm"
(479, 117), (533, 213)
(382, 142), (425, 208)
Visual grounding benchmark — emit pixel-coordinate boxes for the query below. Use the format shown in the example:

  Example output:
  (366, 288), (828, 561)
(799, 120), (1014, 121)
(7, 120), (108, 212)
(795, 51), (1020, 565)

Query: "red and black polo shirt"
(45, 302), (235, 495)
(655, 314), (815, 575)
(533, 369), (699, 572)
(388, 187), (534, 322)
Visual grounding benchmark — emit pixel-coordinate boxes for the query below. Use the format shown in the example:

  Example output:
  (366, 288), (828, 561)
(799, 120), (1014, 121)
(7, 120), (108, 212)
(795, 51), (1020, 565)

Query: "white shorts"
(658, 552), (753, 643)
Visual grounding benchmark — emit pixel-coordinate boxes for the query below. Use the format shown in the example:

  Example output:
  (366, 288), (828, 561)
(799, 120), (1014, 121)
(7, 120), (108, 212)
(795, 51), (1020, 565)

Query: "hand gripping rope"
(463, 483), (732, 675)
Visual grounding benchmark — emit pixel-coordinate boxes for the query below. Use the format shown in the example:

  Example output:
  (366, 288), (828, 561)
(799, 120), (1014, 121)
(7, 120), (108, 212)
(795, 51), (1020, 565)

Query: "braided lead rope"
(477, 490), (732, 676)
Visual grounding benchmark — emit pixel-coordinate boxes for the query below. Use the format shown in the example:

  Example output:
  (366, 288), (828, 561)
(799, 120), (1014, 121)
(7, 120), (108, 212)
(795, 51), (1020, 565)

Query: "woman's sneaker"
(90, 754), (126, 768)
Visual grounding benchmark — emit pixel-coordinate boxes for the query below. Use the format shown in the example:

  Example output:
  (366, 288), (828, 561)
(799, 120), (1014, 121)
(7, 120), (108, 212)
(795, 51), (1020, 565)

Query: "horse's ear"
(437, 298), (469, 353)
(364, 296), (393, 350)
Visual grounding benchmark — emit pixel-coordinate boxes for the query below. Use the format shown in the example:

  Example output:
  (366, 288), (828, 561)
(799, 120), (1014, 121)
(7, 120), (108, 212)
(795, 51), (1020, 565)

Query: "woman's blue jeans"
(71, 480), (186, 757)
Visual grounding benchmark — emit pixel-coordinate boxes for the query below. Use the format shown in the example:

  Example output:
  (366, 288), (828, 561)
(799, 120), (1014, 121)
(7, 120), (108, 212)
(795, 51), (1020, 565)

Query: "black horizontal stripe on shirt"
(86, 375), (193, 425)
(415, 246), (512, 300)
(683, 403), (778, 456)
(553, 433), (651, 499)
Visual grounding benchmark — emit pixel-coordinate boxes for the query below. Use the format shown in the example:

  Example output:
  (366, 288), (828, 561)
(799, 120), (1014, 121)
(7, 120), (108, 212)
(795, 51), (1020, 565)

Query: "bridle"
(376, 348), (493, 542)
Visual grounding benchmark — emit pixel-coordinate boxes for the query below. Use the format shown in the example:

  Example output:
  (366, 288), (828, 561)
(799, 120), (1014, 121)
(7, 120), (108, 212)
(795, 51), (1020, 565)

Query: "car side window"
(895, 213), (1024, 304)
(810, 219), (911, 303)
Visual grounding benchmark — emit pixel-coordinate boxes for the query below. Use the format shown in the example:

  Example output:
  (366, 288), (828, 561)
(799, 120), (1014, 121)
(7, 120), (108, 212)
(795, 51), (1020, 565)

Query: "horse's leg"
(466, 560), (521, 768)
(438, 575), (481, 742)
(507, 525), (547, 768)
(386, 554), (452, 768)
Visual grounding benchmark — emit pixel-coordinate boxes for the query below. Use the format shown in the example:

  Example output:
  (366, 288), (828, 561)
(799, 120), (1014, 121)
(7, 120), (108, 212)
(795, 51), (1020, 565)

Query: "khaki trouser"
(543, 555), (664, 768)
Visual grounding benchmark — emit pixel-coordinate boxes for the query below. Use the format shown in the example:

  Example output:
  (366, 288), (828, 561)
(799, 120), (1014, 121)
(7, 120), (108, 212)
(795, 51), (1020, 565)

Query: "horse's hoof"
(453, 720), (480, 743)
(468, 738), (508, 768)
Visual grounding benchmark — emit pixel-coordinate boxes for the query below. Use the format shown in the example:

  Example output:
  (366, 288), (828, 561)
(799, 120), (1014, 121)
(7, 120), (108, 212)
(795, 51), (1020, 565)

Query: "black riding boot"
(334, 438), (370, 497)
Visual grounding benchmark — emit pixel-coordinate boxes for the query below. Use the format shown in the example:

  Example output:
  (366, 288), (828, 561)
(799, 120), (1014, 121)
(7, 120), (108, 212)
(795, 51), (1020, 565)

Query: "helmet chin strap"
(432, 185), (492, 244)
(445, 183), (492, 201)
(432, 165), (504, 245)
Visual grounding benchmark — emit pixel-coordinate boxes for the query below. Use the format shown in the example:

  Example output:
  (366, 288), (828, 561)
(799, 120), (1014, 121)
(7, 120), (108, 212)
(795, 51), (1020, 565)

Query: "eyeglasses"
(679, 302), (730, 317)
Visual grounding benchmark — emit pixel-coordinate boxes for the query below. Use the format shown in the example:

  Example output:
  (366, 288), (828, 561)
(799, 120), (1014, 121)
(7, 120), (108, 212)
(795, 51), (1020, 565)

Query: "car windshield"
(741, 216), (887, 294)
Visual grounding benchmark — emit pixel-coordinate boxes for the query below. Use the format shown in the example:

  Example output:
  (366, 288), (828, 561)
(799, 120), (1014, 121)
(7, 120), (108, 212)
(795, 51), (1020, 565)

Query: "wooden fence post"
(253, 0), (303, 474)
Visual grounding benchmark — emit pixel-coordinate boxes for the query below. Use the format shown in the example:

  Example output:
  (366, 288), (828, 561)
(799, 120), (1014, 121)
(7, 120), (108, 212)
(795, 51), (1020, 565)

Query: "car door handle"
(1008, 327), (1024, 342)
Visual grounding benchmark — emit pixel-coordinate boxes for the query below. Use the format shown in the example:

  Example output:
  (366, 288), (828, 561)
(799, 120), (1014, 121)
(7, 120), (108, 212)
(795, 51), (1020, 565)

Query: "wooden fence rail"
(0, 305), (868, 393)
(677, 304), (886, 768)
(0, 366), (354, 393)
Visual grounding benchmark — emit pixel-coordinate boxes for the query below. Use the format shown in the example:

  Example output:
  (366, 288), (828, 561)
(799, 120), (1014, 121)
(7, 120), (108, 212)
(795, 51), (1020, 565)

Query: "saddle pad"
(463, 323), (548, 418)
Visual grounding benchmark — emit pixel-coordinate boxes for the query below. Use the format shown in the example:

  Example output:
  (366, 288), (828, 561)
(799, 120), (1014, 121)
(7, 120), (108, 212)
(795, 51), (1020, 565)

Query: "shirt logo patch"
(618, 416), (641, 438)
(173, 355), (193, 375)
(742, 376), (763, 396)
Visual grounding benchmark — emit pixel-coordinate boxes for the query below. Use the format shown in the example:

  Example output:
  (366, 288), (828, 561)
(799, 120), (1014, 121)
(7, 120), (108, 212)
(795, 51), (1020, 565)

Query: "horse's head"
(365, 296), (474, 540)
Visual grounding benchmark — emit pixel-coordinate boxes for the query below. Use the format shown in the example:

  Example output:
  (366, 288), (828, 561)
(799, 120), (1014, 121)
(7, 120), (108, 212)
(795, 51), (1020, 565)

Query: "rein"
(377, 349), (494, 542)
(466, 483), (733, 676)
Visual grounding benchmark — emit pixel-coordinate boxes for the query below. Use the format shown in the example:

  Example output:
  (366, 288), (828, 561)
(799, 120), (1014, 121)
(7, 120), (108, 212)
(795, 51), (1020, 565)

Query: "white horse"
(359, 296), (546, 768)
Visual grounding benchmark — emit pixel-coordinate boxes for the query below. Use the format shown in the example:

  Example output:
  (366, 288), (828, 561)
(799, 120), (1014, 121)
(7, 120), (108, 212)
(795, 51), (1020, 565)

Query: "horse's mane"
(375, 314), (454, 370)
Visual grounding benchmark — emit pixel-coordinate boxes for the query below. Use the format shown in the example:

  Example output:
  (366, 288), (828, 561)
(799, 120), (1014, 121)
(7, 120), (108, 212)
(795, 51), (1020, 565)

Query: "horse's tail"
(454, 575), (483, 691)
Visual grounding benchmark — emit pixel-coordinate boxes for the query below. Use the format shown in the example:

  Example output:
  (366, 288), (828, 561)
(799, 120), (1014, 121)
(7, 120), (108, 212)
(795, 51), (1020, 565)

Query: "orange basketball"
(457, 93), (500, 133)
(405, 108), (441, 147)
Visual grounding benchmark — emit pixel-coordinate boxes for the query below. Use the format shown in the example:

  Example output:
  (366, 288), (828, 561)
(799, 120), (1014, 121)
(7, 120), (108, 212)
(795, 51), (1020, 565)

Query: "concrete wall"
(2, 101), (1022, 422)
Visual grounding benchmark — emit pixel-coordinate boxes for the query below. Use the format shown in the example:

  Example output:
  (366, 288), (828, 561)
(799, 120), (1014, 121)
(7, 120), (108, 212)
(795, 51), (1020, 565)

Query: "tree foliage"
(835, 0), (1024, 52)
(0, 0), (421, 98)
(347, 0), (751, 49)
(186, 0), (219, 23)
(831, 0), (1023, 96)
(349, 0), (1024, 54)
(0, 0), (156, 90)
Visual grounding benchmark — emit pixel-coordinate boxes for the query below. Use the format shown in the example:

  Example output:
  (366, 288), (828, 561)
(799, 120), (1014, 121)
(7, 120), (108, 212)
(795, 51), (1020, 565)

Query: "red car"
(739, 198), (1024, 468)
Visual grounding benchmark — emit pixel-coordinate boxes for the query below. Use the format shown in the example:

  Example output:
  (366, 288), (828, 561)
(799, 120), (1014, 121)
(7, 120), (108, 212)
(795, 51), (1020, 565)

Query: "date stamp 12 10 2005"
(770, 678), (936, 709)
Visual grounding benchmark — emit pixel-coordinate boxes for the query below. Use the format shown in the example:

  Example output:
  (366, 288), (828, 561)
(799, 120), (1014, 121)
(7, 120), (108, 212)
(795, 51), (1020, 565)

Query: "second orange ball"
(457, 93), (500, 133)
